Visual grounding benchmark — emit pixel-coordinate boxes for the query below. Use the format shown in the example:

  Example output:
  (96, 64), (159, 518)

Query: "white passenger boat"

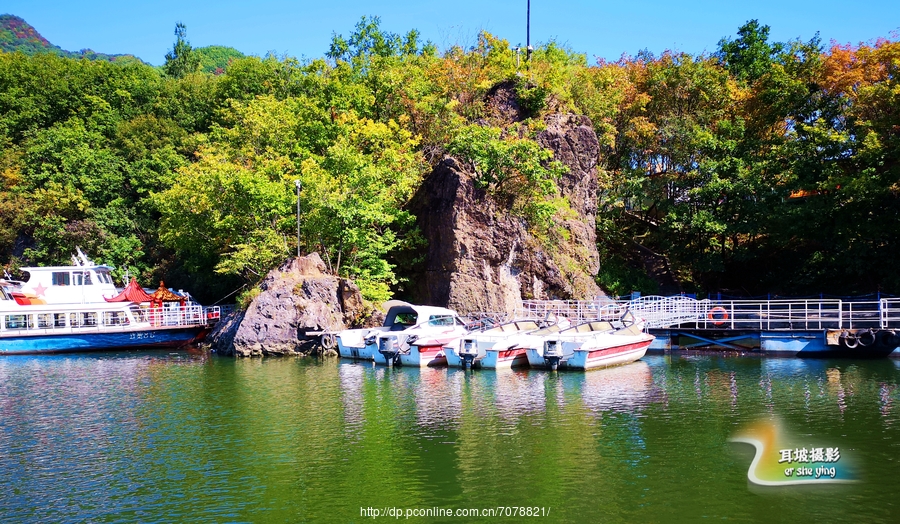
(335, 301), (468, 366)
(0, 250), (221, 355)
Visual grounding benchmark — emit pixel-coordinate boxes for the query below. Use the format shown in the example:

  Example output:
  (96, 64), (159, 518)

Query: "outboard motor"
(378, 335), (401, 367)
(543, 339), (563, 371)
(459, 338), (478, 369)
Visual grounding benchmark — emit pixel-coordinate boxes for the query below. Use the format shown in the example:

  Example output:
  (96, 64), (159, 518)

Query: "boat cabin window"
(385, 308), (418, 331)
(103, 311), (128, 326)
(96, 271), (112, 284)
(130, 306), (148, 323)
(427, 315), (456, 327)
(69, 312), (98, 328)
(3, 314), (31, 330)
(52, 272), (71, 286)
(394, 312), (417, 326)
(72, 272), (92, 286)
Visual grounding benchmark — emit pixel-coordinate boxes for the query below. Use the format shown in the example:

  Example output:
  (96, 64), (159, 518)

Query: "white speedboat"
(444, 319), (544, 369)
(481, 317), (574, 369)
(525, 313), (653, 371)
(336, 301), (468, 366)
(397, 334), (459, 367)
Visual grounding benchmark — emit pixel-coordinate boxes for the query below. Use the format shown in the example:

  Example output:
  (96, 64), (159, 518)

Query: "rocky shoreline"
(207, 85), (607, 357)
(205, 253), (379, 357)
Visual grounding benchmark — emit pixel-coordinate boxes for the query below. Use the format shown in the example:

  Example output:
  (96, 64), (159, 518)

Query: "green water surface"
(1, 352), (898, 522)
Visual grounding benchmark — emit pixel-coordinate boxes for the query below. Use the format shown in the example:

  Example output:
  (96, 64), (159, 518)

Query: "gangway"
(626, 295), (708, 329)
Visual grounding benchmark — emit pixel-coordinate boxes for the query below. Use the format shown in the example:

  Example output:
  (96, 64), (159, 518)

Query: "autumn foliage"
(0, 16), (898, 301)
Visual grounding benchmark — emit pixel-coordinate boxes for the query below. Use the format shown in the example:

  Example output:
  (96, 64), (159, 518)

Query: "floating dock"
(517, 297), (900, 358)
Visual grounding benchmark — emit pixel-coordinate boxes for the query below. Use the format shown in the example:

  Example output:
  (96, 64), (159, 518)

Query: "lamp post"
(526, 0), (532, 62)
(294, 179), (301, 258)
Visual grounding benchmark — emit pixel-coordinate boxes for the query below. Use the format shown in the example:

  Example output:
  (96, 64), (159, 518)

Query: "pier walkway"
(512, 297), (900, 356)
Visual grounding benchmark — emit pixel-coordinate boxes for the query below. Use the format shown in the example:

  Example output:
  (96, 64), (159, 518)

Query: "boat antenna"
(80, 249), (90, 266)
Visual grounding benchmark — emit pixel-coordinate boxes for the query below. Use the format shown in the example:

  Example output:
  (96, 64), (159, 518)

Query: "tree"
(164, 23), (200, 79)
(717, 20), (782, 84)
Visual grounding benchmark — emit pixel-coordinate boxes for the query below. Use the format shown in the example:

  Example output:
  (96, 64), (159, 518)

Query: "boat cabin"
(383, 303), (466, 331)
(16, 250), (119, 305)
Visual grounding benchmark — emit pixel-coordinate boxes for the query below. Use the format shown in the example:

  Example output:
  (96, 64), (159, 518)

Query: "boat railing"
(517, 299), (625, 323)
(668, 299), (892, 331)
(150, 305), (207, 327)
(1, 304), (210, 333)
(202, 304), (235, 324)
(880, 298), (900, 328)
(627, 295), (709, 329)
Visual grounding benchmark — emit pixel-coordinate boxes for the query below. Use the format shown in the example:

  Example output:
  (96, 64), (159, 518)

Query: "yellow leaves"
(859, 129), (883, 154)
(31, 181), (89, 217)
(625, 116), (657, 143)
(1, 165), (23, 189)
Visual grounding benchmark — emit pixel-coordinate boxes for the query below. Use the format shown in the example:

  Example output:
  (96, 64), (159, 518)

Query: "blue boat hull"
(0, 327), (209, 355)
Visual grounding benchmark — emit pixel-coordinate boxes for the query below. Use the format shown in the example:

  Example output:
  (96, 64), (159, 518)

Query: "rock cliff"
(408, 92), (604, 315)
(206, 253), (369, 357)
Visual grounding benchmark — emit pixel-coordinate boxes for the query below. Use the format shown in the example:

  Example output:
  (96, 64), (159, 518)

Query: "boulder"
(206, 253), (370, 357)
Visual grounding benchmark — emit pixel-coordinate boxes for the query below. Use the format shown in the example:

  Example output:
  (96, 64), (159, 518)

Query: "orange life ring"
(708, 306), (729, 325)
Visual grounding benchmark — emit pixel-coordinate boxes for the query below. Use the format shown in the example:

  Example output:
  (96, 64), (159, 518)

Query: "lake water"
(1, 351), (899, 522)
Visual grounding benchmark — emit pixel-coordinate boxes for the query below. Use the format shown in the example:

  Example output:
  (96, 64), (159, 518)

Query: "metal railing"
(632, 297), (888, 331)
(628, 295), (708, 329)
(516, 299), (625, 323)
(509, 297), (900, 331)
(882, 299), (900, 327)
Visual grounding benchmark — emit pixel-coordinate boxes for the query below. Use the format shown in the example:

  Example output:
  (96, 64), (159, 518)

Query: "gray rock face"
(537, 113), (601, 277)
(408, 111), (604, 315)
(206, 253), (368, 357)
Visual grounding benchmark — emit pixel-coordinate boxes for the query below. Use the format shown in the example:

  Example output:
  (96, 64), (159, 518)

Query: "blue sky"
(5, 1), (898, 66)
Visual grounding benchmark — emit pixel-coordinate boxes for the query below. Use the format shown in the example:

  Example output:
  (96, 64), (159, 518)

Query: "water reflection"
(338, 362), (366, 437)
(3, 353), (900, 522)
(335, 361), (661, 432)
(578, 361), (653, 414)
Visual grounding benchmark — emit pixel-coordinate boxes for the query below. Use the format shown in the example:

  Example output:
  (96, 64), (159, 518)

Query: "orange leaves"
(822, 39), (900, 99)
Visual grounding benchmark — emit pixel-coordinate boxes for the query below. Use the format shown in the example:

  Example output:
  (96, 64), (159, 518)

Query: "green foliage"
(717, 20), (783, 84)
(194, 45), (245, 74)
(0, 14), (899, 303)
(237, 287), (261, 310)
(327, 16), (430, 65)
(299, 115), (425, 302)
(152, 144), (295, 280)
(515, 83), (550, 118)
(164, 23), (200, 79)
(448, 124), (568, 229)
